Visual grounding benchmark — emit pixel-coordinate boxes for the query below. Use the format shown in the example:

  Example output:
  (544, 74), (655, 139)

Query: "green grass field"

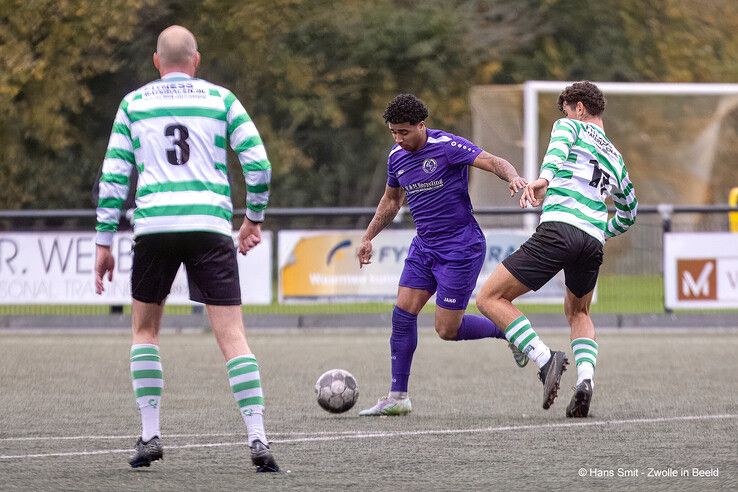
(0, 274), (667, 316)
(1, 328), (736, 489)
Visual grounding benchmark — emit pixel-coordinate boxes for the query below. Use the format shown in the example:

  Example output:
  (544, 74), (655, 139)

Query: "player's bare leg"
(207, 304), (253, 360)
(434, 304), (527, 367)
(129, 300), (165, 467)
(359, 287), (431, 416)
(208, 304), (279, 472)
(477, 264), (568, 409)
(564, 288), (597, 418)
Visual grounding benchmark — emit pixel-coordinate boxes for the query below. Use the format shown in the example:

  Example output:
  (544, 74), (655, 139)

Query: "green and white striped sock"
(227, 354), (267, 446)
(505, 315), (551, 368)
(130, 344), (163, 442)
(571, 338), (598, 385)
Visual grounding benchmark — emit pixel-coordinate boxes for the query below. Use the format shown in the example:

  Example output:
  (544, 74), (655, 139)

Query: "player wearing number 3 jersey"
(94, 25), (279, 472)
(477, 81), (638, 418)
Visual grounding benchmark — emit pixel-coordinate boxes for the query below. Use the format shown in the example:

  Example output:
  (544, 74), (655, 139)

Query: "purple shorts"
(399, 236), (486, 310)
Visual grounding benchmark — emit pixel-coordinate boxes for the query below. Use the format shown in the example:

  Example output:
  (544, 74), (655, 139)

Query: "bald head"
(155, 25), (199, 71)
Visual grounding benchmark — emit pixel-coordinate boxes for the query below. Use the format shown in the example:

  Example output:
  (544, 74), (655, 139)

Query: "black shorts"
(131, 232), (241, 305)
(502, 221), (603, 298)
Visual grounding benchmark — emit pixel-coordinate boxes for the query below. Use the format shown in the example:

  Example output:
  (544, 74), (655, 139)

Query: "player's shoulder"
(426, 128), (455, 145)
(426, 129), (474, 152)
(388, 143), (403, 160)
(198, 79), (233, 98)
(552, 117), (582, 133)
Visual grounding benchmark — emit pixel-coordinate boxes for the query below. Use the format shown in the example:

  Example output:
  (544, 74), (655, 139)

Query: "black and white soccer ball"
(314, 369), (359, 413)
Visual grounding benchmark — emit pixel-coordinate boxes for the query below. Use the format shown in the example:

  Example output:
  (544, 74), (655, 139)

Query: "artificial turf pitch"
(1, 327), (736, 489)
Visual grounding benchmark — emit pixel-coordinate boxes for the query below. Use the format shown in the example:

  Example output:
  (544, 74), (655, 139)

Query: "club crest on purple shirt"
(422, 158), (437, 173)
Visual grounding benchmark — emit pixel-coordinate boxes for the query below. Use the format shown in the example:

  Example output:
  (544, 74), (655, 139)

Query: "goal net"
(470, 82), (738, 307)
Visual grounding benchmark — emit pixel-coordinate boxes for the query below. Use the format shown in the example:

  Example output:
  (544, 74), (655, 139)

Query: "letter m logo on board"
(677, 259), (717, 301)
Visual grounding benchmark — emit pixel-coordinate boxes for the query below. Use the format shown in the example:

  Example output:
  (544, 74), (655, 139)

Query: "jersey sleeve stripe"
(247, 203), (267, 212)
(242, 160), (271, 172)
(215, 135), (226, 149)
(112, 123), (131, 139)
(224, 92), (237, 113)
(614, 199), (637, 212)
(98, 197), (125, 209)
(100, 173), (130, 185)
(227, 113), (252, 136)
(233, 135), (264, 153)
(96, 222), (119, 232)
(247, 183), (269, 193)
(544, 148), (568, 161)
(549, 136), (572, 145)
(105, 148), (135, 164)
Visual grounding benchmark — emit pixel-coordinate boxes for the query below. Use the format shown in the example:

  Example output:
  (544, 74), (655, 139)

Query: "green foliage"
(1, 0), (737, 209)
(0, 0), (150, 208)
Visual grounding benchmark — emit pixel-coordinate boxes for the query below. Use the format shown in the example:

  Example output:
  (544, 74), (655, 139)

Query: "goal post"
(523, 81), (738, 192)
(469, 81), (738, 306)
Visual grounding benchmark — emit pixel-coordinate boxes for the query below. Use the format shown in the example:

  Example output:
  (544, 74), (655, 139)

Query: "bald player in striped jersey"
(94, 25), (279, 472)
(477, 81), (637, 417)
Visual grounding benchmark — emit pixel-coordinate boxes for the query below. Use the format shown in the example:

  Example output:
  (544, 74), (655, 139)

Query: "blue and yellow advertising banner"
(278, 230), (570, 303)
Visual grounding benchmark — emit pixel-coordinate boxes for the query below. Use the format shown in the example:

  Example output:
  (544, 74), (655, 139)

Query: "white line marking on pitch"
(1, 413), (736, 460)
(0, 430), (381, 442)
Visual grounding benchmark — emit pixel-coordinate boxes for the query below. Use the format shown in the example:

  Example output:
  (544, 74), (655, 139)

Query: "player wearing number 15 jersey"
(477, 81), (638, 418)
(94, 25), (279, 472)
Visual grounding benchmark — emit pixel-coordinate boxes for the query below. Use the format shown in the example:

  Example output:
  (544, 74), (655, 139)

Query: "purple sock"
(390, 306), (418, 393)
(455, 314), (506, 340)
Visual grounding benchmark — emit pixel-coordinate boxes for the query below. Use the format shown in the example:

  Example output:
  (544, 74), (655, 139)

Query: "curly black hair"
(557, 81), (606, 117)
(383, 94), (429, 125)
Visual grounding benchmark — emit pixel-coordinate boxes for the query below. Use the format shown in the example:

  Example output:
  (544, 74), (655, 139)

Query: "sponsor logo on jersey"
(404, 179), (444, 195)
(585, 125), (616, 159)
(422, 159), (437, 173)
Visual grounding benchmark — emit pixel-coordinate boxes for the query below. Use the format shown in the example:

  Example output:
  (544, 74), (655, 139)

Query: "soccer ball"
(314, 369), (359, 413)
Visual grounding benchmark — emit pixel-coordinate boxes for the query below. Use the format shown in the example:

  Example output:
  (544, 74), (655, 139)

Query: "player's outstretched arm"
(471, 151), (526, 197)
(358, 185), (404, 268)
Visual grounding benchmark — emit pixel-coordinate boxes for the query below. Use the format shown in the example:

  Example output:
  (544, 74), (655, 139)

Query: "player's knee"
(434, 322), (457, 340)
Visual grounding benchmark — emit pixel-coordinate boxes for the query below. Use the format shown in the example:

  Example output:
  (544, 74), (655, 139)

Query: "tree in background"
(1, 0), (737, 210)
(0, 0), (150, 208)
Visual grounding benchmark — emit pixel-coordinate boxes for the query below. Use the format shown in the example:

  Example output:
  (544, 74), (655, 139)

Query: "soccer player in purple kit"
(357, 94), (528, 416)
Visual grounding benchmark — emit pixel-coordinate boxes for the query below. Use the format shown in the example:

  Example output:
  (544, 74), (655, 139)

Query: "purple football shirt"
(387, 128), (484, 251)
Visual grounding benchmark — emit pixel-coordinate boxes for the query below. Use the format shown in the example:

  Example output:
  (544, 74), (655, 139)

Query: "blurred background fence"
(1, 205), (736, 318)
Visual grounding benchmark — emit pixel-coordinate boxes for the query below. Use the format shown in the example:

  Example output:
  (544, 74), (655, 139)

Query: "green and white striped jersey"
(95, 72), (270, 246)
(538, 118), (637, 243)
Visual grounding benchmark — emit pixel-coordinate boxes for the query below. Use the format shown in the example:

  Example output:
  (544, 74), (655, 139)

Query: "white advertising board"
(278, 229), (570, 303)
(0, 232), (272, 305)
(664, 232), (738, 309)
